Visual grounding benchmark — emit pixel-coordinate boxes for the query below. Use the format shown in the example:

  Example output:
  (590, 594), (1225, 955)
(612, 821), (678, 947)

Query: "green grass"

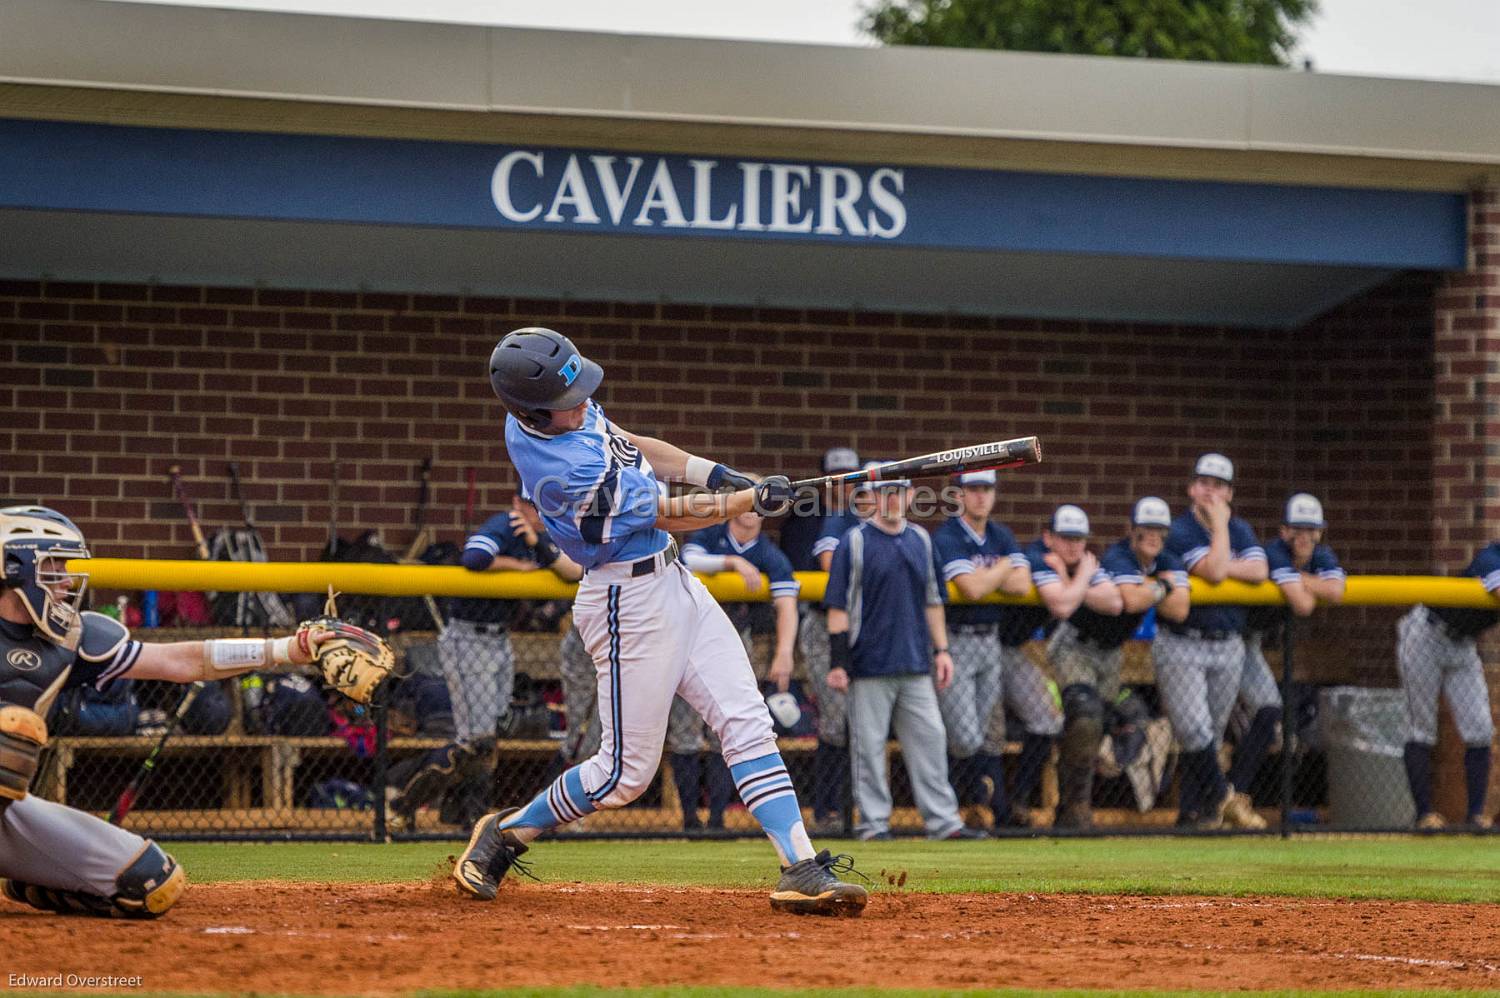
(167, 834), (1500, 903)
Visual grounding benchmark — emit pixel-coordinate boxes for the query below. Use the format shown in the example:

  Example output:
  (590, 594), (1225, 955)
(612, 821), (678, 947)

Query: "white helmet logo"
(7, 648), (42, 672)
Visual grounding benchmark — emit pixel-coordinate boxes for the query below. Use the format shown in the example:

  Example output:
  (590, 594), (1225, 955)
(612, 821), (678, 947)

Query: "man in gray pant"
(824, 477), (985, 841)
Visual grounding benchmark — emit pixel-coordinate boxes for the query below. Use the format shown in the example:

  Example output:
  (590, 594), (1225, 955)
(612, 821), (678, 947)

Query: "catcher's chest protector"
(0, 622), (77, 714)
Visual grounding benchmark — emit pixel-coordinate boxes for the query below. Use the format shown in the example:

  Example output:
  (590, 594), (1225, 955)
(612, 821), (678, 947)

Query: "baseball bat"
(403, 457), (434, 561)
(167, 465), (212, 561)
(790, 435), (1042, 491)
(227, 462), (256, 534)
(325, 461), (342, 559)
(109, 681), (204, 824)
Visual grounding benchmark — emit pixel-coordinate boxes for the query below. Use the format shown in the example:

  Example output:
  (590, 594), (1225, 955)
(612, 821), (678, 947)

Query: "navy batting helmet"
(489, 327), (603, 432)
(0, 505), (91, 648)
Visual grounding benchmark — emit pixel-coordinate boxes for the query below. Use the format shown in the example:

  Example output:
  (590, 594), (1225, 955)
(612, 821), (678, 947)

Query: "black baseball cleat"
(770, 849), (869, 917)
(453, 808), (536, 900)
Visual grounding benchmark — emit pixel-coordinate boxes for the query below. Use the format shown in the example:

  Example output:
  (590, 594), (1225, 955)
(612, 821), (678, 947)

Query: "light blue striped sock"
(731, 751), (815, 865)
(500, 766), (598, 842)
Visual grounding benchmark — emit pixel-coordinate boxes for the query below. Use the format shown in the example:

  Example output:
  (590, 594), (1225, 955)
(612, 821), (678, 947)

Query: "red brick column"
(1430, 187), (1500, 821)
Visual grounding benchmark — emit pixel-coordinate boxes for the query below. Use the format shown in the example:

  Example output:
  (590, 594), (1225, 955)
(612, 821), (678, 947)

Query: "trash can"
(1318, 686), (1413, 829)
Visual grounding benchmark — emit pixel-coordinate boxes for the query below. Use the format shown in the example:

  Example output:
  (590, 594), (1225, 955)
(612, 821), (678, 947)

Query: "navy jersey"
(1165, 512), (1266, 635)
(1429, 543), (1500, 639)
(825, 522), (942, 678)
(813, 508), (864, 609)
(1246, 538), (1346, 634)
(931, 516), (1027, 628)
(504, 401), (669, 571)
(683, 524), (800, 601)
(451, 511), (537, 626)
(1071, 538), (1190, 649)
(997, 538), (1083, 646)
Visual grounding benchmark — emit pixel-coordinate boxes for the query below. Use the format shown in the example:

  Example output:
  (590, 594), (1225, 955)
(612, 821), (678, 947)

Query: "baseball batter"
(1397, 542), (1499, 829)
(1161, 453), (1267, 829)
(0, 506), (339, 918)
(458, 328), (866, 916)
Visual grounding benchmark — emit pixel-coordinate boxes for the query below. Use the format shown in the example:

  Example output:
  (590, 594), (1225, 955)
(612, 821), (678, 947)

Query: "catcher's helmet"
(489, 327), (603, 432)
(0, 505), (91, 648)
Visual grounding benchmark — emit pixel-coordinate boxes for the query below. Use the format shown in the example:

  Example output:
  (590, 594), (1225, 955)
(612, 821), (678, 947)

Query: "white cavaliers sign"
(491, 151), (907, 240)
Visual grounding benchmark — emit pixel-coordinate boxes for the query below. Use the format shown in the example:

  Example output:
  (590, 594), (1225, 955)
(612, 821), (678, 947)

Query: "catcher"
(0, 505), (392, 919)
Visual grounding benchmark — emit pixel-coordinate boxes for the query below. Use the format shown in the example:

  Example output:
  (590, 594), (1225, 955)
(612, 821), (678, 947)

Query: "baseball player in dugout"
(824, 474), (984, 841)
(670, 511), (801, 831)
(797, 446), (863, 834)
(393, 496), (585, 828)
(466, 327), (867, 916)
(929, 470), (1032, 822)
(1231, 493), (1346, 830)
(1161, 453), (1269, 829)
(1052, 498), (1189, 829)
(1397, 534), (1497, 830)
(0, 505), (379, 918)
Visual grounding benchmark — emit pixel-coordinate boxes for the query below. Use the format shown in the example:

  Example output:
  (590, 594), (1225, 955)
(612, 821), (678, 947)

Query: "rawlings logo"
(7, 649), (41, 672)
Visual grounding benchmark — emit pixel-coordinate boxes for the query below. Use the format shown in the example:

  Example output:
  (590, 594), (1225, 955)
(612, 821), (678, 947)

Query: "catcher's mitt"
(297, 591), (394, 705)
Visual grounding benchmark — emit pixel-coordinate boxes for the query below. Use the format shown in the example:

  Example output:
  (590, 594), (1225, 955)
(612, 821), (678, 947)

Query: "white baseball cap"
(864, 460), (911, 489)
(1284, 492), (1326, 528)
(822, 447), (860, 474)
(1049, 504), (1090, 538)
(1132, 496), (1172, 528)
(957, 469), (997, 486)
(1194, 452), (1235, 484)
(766, 691), (802, 729)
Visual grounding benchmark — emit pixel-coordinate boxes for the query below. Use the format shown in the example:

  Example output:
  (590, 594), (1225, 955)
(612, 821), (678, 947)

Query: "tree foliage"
(860, 0), (1317, 66)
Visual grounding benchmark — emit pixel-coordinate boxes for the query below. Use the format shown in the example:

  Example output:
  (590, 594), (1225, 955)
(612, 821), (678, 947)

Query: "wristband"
(533, 533), (561, 569)
(685, 456), (720, 488)
(1150, 581), (1168, 605)
(829, 631), (852, 671)
(932, 646), (949, 657)
(201, 636), (294, 679)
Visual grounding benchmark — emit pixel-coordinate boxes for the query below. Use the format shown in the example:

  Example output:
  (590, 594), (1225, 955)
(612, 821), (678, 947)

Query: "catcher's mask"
(0, 505), (91, 649)
(489, 327), (603, 433)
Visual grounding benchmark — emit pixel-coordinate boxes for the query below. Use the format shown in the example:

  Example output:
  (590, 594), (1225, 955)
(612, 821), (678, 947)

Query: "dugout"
(1, 0), (1499, 826)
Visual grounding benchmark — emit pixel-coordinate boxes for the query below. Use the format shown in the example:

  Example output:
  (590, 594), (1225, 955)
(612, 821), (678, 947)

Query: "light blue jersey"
(505, 401), (669, 571)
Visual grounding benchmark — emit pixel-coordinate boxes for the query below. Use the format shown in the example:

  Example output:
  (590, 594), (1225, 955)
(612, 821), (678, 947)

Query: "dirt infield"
(5, 876), (1499, 993)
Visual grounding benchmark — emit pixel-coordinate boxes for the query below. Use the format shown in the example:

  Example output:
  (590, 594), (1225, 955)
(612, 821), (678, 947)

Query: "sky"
(123, 0), (1500, 86)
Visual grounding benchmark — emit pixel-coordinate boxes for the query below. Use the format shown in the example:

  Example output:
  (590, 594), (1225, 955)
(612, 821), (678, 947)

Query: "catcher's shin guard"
(2, 842), (184, 918)
(770, 849), (868, 917)
(453, 807), (535, 900)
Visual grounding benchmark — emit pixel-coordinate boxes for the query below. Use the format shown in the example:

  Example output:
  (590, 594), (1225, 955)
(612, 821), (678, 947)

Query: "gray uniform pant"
(1397, 607), (1496, 746)
(0, 794), (149, 897)
(438, 619), (515, 743)
(1239, 634), (1284, 711)
(1048, 622), (1123, 703)
(937, 630), (1003, 758)
(798, 608), (848, 747)
(559, 625), (602, 763)
(849, 674), (964, 839)
(1154, 629), (1243, 753)
(981, 644), (1065, 755)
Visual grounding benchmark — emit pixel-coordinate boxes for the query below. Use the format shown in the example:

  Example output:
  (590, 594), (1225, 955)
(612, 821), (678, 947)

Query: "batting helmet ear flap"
(489, 328), (603, 432)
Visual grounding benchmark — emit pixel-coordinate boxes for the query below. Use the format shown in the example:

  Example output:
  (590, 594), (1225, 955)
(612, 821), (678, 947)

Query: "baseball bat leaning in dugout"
(789, 435), (1042, 492)
(109, 681), (205, 824)
(167, 464), (212, 561)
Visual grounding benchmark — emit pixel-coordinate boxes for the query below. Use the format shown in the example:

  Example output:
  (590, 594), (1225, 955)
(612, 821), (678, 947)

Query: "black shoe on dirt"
(453, 808), (535, 900)
(770, 849), (869, 917)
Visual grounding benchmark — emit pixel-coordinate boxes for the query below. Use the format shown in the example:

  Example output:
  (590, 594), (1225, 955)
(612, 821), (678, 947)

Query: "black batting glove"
(753, 475), (795, 515)
(708, 464), (757, 491)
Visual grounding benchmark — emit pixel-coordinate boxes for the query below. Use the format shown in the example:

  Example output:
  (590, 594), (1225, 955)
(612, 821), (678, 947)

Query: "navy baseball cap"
(1284, 493), (1326, 528)
(1049, 504), (1090, 538)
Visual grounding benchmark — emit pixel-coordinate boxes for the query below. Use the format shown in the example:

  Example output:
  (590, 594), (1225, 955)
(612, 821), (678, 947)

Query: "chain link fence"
(32, 591), (1499, 840)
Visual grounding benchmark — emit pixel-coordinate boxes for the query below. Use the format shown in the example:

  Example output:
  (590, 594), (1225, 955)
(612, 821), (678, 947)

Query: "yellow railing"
(67, 558), (1500, 609)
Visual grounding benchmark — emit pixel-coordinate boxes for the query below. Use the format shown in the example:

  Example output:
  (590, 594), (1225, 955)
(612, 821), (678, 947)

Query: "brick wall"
(0, 276), (1435, 572)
